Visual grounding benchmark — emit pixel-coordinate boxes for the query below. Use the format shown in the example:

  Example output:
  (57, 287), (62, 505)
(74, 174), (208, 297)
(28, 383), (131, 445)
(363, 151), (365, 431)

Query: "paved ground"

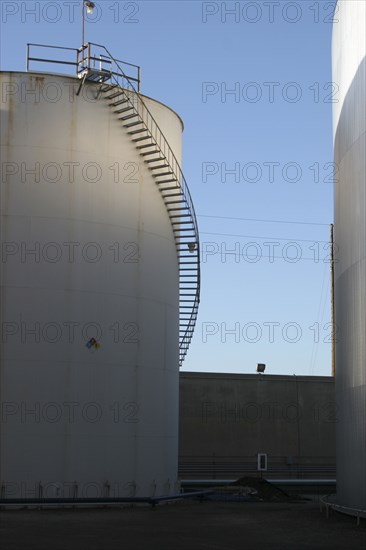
(0, 500), (365, 550)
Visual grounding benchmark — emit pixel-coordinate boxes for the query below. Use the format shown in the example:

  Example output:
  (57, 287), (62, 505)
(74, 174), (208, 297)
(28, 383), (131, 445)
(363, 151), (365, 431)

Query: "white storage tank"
(332, 0), (366, 511)
(0, 47), (199, 499)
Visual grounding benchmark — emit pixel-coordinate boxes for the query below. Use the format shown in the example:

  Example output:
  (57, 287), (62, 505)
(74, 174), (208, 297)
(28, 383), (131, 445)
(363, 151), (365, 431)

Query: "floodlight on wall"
(256, 363), (266, 373)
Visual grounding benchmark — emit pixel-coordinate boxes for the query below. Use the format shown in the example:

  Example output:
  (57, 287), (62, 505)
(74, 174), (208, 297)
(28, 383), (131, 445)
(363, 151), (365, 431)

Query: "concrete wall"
(179, 373), (335, 479)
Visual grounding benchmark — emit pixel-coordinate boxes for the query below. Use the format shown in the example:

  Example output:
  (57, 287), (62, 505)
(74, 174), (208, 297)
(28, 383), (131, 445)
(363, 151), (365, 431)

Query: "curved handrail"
(85, 43), (200, 363)
(320, 494), (366, 523)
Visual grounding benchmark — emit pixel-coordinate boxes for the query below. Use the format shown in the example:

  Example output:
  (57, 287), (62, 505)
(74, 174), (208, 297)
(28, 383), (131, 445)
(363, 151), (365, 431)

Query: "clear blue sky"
(0, 1), (336, 375)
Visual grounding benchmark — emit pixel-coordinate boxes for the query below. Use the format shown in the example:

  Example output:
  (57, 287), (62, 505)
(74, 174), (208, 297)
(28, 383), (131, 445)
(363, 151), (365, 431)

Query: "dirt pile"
(211, 477), (292, 502)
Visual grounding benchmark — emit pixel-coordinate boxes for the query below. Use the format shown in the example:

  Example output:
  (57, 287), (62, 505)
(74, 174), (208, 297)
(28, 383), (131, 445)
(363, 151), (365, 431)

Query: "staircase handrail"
(84, 43), (200, 361)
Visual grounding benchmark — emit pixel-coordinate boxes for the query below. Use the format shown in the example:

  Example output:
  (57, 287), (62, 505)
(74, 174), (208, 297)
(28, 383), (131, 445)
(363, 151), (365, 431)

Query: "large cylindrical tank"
(332, 1), (366, 511)
(0, 71), (182, 498)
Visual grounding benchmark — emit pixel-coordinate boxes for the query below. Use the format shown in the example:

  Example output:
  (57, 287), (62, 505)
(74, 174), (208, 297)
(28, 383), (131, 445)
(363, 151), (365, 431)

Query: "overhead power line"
(198, 214), (330, 227)
(200, 231), (329, 244)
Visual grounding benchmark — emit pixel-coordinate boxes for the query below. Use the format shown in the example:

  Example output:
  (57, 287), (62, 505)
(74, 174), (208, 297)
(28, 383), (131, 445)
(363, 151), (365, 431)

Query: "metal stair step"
(153, 171), (174, 177)
(179, 256), (197, 266)
(159, 187), (180, 193)
(176, 234), (197, 242)
(119, 113), (139, 121)
(141, 150), (160, 156)
(180, 314), (197, 318)
(136, 143), (156, 150)
(110, 98), (129, 107)
(162, 198), (184, 203)
(128, 129), (149, 135)
(101, 84), (118, 92)
(114, 106), (134, 114)
(179, 288), (197, 291)
(131, 135), (153, 142)
(169, 211), (191, 215)
(156, 178), (177, 184)
(145, 157), (165, 163)
(123, 121), (144, 128)
(150, 164), (170, 170)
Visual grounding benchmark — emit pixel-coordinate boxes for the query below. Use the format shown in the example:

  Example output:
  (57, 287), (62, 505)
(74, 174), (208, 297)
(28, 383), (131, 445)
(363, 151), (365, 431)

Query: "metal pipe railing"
(320, 495), (366, 525)
(182, 479), (337, 487)
(86, 42), (200, 361)
(27, 43), (141, 90)
(0, 491), (211, 509)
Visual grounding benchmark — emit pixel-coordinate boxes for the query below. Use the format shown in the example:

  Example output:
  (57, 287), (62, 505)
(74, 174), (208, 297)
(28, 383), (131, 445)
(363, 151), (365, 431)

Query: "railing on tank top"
(26, 43), (140, 90)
